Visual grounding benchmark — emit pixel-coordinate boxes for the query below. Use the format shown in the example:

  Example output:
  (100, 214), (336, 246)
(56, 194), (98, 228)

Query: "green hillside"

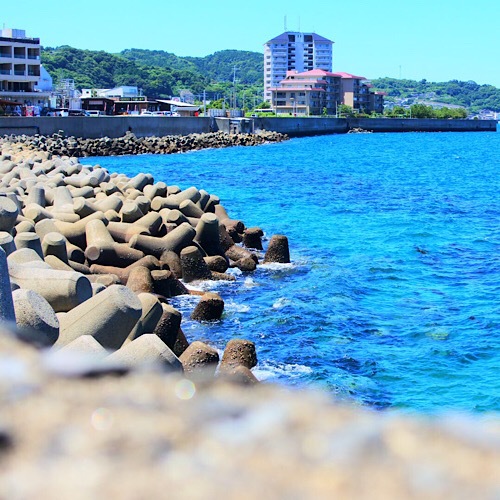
(41, 45), (500, 111)
(371, 77), (500, 112)
(41, 46), (263, 101)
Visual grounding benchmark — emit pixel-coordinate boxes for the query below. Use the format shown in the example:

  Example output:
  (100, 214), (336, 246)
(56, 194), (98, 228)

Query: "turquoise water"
(89, 132), (500, 414)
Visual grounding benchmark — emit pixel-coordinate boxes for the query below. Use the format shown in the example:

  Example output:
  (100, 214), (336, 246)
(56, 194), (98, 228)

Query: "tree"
(410, 104), (434, 118)
(338, 104), (354, 117)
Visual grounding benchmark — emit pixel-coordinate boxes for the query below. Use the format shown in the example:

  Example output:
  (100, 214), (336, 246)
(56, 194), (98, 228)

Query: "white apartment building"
(264, 31), (333, 102)
(0, 28), (51, 109)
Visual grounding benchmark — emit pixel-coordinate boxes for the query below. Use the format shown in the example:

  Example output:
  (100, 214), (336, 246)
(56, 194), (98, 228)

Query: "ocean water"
(88, 131), (500, 414)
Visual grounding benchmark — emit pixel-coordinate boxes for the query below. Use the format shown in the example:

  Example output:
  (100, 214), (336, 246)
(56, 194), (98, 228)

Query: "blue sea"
(88, 131), (500, 414)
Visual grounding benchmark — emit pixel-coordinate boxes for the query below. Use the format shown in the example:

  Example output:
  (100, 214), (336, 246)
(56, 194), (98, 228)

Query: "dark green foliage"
(120, 49), (263, 85)
(372, 77), (500, 112)
(385, 103), (468, 119)
(40, 46), (499, 112)
(42, 46), (263, 99)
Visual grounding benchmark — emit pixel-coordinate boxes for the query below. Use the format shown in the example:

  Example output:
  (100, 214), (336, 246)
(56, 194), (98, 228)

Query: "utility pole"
(232, 66), (238, 109)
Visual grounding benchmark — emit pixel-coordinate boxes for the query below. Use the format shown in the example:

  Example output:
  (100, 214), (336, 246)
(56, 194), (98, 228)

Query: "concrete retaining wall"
(255, 117), (497, 136)
(348, 118), (497, 133)
(0, 116), (214, 138)
(255, 117), (349, 136)
(0, 116), (497, 139)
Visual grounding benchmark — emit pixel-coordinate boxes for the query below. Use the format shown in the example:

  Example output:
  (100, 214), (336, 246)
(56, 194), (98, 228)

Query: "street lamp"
(290, 97), (295, 116)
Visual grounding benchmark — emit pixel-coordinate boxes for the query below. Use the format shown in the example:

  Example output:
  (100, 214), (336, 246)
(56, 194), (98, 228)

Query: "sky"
(2, 0), (500, 86)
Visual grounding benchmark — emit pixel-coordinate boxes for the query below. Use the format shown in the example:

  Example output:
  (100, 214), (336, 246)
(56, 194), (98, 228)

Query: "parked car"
(42, 108), (68, 117)
(68, 109), (90, 117)
(87, 110), (104, 116)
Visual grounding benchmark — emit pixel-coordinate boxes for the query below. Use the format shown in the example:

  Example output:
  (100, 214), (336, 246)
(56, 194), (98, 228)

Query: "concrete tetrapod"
(8, 256), (93, 313)
(14, 220), (35, 235)
(106, 334), (183, 373)
(0, 231), (16, 256)
(0, 196), (19, 232)
(42, 232), (69, 263)
(220, 339), (258, 372)
(56, 335), (109, 361)
(151, 303), (182, 349)
(178, 199), (204, 219)
(159, 250), (183, 279)
(120, 200), (144, 224)
(89, 255), (162, 285)
(263, 234), (290, 263)
(84, 219), (144, 267)
(242, 227), (264, 250)
(55, 284), (142, 350)
(52, 211), (108, 250)
(129, 222), (196, 257)
(126, 266), (155, 295)
(179, 340), (219, 379)
(180, 245), (212, 283)
(13, 232), (44, 259)
(150, 270), (188, 298)
(106, 221), (150, 244)
(12, 288), (59, 347)
(125, 293), (163, 344)
(191, 292), (224, 322)
(215, 204), (244, 234)
(194, 212), (225, 257)
(0, 247), (16, 324)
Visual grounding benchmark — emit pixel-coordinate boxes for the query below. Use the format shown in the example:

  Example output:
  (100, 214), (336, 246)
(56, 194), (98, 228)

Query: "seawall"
(0, 115), (497, 139)
(0, 116), (215, 138)
(254, 117), (498, 136)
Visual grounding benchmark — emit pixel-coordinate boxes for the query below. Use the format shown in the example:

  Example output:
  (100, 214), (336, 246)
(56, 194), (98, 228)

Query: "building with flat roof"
(269, 69), (384, 116)
(264, 31), (333, 102)
(0, 28), (51, 111)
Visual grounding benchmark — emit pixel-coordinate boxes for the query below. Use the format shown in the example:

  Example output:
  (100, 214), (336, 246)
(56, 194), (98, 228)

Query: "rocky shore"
(0, 137), (498, 499)
(1, 129), (288, 157)
(0, 137), (293, 381)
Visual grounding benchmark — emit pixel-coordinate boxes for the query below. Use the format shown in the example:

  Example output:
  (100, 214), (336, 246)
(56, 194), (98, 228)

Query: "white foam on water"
(259, 262), (297, 272)
(224, 300), (251, 314)
(243, 276), (258, 288)
(253, 361), (313, 382)
(272, 297), (290, 309)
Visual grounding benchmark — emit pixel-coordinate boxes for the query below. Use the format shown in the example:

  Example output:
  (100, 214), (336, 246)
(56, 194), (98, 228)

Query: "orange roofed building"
(268, 69), (385, 116)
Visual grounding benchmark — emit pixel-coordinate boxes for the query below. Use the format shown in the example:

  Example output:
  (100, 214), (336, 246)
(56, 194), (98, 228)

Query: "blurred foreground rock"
(0, 330), (498, 500)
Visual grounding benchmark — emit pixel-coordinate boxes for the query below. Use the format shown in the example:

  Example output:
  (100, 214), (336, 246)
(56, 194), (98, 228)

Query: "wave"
(253, 360), (313, 383)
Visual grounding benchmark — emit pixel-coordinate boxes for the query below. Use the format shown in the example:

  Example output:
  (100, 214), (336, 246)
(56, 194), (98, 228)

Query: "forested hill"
(371, 77), (500, 112)
(41, 46), (263, 98)
(120, 49), (263, 85)
(41, 45), (499, 111)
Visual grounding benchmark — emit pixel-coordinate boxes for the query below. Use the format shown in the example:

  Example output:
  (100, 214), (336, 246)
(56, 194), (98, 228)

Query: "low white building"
(81, 86), (140, 99)
(0, 28), (51, 110)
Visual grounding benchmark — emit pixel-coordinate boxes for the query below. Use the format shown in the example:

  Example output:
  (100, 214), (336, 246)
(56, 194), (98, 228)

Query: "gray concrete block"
(0, 195), (19, 233)
(12, 288), (59, 347)
(55, 284), (142, 349)
(0, 246), (16, 324)
(106, 333), (182, 372)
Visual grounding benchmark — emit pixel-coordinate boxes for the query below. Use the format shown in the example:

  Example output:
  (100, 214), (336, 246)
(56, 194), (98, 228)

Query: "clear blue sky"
(2, 0), (499, 86)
